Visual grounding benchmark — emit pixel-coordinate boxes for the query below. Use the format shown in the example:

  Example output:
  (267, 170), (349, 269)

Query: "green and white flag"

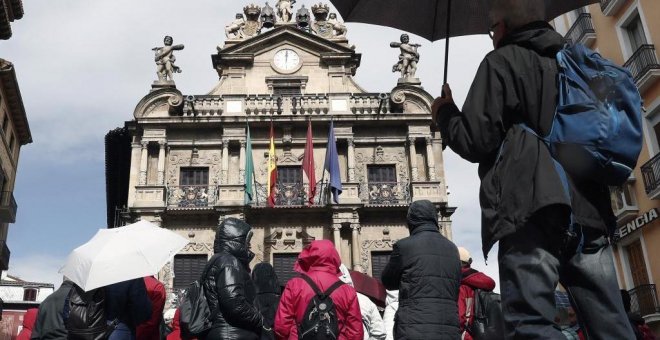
(244, 123), (255, 204)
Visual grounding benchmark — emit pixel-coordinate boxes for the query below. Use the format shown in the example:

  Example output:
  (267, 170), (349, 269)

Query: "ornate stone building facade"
(107, 3), (454, 295)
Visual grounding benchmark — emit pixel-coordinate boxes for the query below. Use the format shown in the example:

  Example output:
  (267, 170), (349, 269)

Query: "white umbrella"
(60, 220), (189, 291)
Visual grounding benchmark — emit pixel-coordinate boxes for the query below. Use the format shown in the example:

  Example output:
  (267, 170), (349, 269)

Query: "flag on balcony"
(244, 123), (255, 204)
(303, 119), (316, 206)
(267, 121), (278, 207)
(324, 120), (342, 203)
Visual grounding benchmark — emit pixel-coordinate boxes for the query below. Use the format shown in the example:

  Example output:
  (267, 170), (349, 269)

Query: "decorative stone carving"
(226, 14), (247, 39)
(181, 242), (214, 253)
(276, 0), (296, 23)
(153, 36), (184, 83)
(360, 239), (396, 275)
(390, 34), (420, 82)
(261, 2), (276, 28)
(296, 5), (311, 29)
(243, 5), (263, 38)
(167, 151), (222, 186)
(265, 227), (315, 250)
(327, 13), (347, 39)
(355, 147), (409, 201)
(134, 87), (184, 118)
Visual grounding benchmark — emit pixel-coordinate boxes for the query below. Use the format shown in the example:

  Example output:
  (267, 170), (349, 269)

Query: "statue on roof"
(328, 13), (347, 39)
(391, 34), (421, 80)
(296, 5), (311, 30)
(225, 13), (246, 39)
(311, 3), (333, 39)
(261, 2), (276, 28)
(243, 4), (264, 38)
(153, 36), (184, 82)
(276, 0), (296, 23)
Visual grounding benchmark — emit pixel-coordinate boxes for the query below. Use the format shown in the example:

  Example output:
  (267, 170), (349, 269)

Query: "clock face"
(273, 49), (300, 72)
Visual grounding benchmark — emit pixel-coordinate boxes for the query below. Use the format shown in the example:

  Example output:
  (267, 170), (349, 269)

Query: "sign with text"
(619, 208), (658, 239)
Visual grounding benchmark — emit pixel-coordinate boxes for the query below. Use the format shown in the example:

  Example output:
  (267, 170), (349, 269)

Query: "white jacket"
(383, 290), (399, 340)
(338, 265), (386, 340)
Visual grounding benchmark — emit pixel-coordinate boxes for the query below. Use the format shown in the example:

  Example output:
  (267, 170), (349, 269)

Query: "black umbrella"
(329, 0), (599, 84)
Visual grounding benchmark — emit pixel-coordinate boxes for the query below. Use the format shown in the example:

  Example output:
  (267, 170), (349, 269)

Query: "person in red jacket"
(457, 247), (496, 340)
(274, 240), (363, 340)
(17, 308), (38, 340)
(137, 276), (166, 340)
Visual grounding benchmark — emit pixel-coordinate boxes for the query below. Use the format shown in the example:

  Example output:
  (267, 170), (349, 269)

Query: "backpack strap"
(299, 274), (344, 298)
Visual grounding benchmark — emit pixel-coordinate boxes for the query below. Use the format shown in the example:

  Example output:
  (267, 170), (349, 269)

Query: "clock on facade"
(273, 49), (301, 72)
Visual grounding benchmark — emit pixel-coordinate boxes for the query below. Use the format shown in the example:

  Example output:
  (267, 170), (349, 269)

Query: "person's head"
(252, 262), (281, 294)
(295, 240), (341, 274)
(214, 217), (254, 261)
(400, 33), (409, 43)
(164, 35), (173, 46)
(458, 247), (472, 267)
(489, 0), (545, 48)
(406, 200), (439, 233)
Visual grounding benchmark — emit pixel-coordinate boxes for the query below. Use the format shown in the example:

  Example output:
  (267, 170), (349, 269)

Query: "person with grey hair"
(432, 0), (636, 338)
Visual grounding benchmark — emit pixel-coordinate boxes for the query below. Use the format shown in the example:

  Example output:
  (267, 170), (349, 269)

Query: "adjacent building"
(106, 3), (454, 298)
(555, 0), (660, 332)
(0, 273), (53, 340)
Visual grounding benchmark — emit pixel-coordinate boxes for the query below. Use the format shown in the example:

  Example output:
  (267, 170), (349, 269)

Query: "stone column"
(333, 224), (342, 256)
(239, 140), (246, 185)
(408, 136), (419, 181)
(351, 224), (362, 271)
(221, 138), (230, 184)
(157, 141), (166, 185)
(139, 141), (148, 185)
(347, 138), (355, 182)
(425, 136), (437, 181)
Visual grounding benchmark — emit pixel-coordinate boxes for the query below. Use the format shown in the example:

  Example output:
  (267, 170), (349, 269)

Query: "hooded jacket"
(381, 200), (461, 340)
(437, 22), (615, 257)
(274, 240), (363, 340)
(17, 308), (38, 340)
(31, 281), (73, 340)
(203, 217), (263, 340)
(252, 262), (281, 339)
(457, 267), (496, 339)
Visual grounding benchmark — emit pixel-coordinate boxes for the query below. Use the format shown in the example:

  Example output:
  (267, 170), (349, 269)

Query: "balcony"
(629, 284), (660, 317)
(640, 153), (660, 199)
(599, 0), (626, 16)
(0, 191), (17, 223)
(134, 186), (166, 208)
(252, 181), (328, 207)
(362, 182), (411, 205)
(624, 45), (660, 93)
(0, 240), (9, 271)
(610, 183), (639, 224)
(167, 185), (217, 209)
(564, 13), (597, 47)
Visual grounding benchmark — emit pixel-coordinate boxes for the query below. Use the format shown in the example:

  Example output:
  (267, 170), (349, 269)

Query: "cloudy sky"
(2, 0), (497, 288)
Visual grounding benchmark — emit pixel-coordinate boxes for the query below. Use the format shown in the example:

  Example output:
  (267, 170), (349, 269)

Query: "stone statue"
(296, 5), (311, 29)
(243, 4), (264, 38)
(390, 34), (420, 80)
(327, 13), (347, 39)
(276, 0), (296, 23)
(225, 13), (246, 39)
(261, 2), (276, 28)
(311, 3), (333, 39)
(153, 36), (184, 82)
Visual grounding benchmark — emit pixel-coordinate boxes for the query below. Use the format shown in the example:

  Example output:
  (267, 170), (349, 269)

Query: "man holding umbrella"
(432, 0), (636, 338)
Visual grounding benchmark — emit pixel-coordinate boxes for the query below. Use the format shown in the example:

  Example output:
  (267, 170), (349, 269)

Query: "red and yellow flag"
(267, 122), (278, 207)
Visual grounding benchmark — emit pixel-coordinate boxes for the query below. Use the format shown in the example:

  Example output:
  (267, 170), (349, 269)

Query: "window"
(368, 165), (396, 183)
(23, 288), (37, 302)
(179, 167), (209, 186)
(624, 14), (647, 52)
(371, 251), (392, 281)
(173, 254), (208, 290)
(278, 166), (302, 184)
(610, 182), (637, 212)
(273, 253), (299, 286)
(626, 240), (649, 287)
(273, 86), (301, 97)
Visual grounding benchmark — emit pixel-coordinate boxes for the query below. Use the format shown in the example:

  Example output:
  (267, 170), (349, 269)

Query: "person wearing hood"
(252, 262), (281, 340)
(17, 308), (38, 340)
(381, 199), (461, 339)
(456, 247), (496, 340)
(274, 240), (362, 340)
(382, 290), (398, 340)
(432, 0), (636, 338)
(338, 264), (386, 340)
(202, 217), (266, 340)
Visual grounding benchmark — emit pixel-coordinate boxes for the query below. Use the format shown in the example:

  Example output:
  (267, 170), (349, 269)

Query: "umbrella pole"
(443, 0), (452, 87)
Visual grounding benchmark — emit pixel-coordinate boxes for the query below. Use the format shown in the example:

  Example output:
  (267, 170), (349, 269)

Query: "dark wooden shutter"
(273, 253), (299, 286)
(179, 167), (209, 186)
(173, 255), (208, 290)
(371, 251), (392, 281)
(278, 166), (302, 184)
(626, 240), (650, 287)
(368, 165), (397, 183)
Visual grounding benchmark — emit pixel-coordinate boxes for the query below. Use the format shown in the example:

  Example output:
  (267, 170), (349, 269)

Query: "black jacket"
(437, 22), (615, 257)
(381, 200), (461, 340)
(31, 281), (73, 340)
(251, 262), (280, 340)
(203, 217), (263, 340)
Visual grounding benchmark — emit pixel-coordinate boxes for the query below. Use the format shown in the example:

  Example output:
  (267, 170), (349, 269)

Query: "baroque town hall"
(105, 2), (455, 296)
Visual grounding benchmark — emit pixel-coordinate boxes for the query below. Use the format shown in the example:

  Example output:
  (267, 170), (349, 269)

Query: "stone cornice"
(0, 59), (32, 144)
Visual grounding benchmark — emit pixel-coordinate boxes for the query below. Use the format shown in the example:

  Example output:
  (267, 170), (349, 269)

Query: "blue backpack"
(524, 43), (643, 186)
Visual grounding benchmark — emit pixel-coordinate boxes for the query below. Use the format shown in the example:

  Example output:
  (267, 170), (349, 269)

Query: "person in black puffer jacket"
(251, 263), (280, 340)
(381, 200), (461, 340)
(202, 217), (266, 340)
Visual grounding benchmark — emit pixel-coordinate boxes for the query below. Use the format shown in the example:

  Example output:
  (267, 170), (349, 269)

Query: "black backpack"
(297, 274), (344, 340)
(467, 290), (505, 340)
(64, 285), (117, 340)
(180, 255), (219, 338)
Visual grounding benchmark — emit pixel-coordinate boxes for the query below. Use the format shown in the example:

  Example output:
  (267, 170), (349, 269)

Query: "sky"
(1, 0), (497, 289)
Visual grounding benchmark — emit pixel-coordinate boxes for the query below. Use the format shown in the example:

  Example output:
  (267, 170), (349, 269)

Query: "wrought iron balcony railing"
(362, 182), (411, 205)
(0, 191), (17, 223)
(167, 185), (217, 208)
(252, 181), (328, 207)
(623, 44), (660, 83)
(629, 284), (660, 317)
(564, 13), (596, 46)
(640, 152), (660, 197)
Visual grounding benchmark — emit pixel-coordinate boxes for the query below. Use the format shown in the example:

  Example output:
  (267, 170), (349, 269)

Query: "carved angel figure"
(327, 13), (347, 38)
(225, 13), (246, 39)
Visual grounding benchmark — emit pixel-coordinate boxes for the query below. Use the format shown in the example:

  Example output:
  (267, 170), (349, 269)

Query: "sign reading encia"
(619, 208), (659, 239)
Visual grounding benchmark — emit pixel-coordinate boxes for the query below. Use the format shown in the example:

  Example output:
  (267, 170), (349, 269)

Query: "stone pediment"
(133, 87), (184, 119)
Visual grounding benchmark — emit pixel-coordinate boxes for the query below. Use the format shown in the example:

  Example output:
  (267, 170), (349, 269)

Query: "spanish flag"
(267, 122), (277, 207)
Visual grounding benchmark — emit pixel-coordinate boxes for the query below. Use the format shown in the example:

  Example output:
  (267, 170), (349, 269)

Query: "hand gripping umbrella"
(327, 0), (599, 84)
(60, 220), (189, 291)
